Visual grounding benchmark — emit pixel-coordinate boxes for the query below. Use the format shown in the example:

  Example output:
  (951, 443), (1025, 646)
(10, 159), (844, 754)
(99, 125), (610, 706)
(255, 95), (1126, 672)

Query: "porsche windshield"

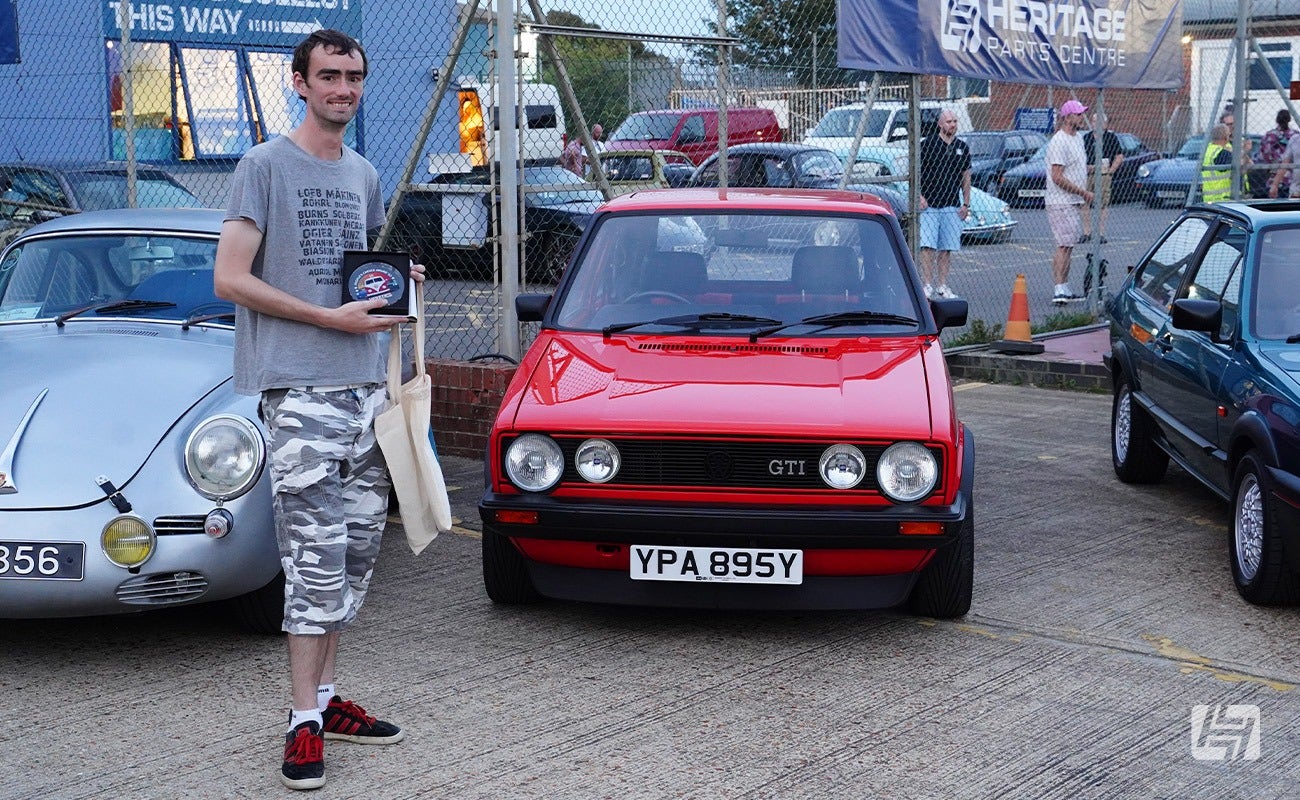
(553, 210), (920, 334)
(0, 233), (222, 322)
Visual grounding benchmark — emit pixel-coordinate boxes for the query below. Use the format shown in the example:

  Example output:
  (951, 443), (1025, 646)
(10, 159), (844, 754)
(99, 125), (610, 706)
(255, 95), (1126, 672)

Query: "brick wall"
(429, 358), (517, 459)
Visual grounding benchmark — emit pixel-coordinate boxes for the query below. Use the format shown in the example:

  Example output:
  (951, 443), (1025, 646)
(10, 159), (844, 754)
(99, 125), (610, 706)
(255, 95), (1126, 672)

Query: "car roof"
(707, 143), (837, 156)
(1187, 199), (1300, 226)
(15, 207), (225, 239)
(600, 187), (895, 216)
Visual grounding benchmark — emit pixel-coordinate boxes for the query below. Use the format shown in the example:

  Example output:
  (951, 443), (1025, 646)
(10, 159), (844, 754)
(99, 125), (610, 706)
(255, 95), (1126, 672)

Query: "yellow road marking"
(952, 381), (988, 392)
(1141, 634), (1294, 691)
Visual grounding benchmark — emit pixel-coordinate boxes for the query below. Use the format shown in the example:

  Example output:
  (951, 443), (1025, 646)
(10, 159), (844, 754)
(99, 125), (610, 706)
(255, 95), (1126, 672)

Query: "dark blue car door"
(1146, 220), (1246, 490)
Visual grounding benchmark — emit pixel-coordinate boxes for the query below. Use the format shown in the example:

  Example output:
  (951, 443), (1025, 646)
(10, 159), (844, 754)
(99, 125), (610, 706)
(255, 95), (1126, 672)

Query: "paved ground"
(3, 382), (1299, 799)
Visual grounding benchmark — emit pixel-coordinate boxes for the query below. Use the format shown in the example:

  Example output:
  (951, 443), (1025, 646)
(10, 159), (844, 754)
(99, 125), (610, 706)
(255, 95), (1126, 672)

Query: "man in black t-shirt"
(917, 109), (972, 299)
(1081, 113), (1124, 243)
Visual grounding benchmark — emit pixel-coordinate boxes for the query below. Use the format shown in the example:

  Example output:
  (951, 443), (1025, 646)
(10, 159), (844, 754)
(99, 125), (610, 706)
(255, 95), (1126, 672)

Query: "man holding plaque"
(213, 28), (422, 792)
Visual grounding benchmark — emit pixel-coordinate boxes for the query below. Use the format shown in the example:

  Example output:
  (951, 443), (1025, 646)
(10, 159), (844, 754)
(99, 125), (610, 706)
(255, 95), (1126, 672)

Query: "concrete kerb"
(944, 322), (1111, 392)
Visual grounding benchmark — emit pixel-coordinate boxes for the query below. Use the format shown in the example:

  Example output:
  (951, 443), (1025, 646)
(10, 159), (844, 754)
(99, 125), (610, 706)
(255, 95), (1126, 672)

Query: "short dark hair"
(1279, 109), (1292, 127)
(292, 29), (368, 83)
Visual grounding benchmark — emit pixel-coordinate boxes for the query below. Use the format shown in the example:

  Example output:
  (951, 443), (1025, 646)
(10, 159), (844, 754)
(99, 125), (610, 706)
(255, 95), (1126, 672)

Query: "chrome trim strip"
(0, 388), (48, 494)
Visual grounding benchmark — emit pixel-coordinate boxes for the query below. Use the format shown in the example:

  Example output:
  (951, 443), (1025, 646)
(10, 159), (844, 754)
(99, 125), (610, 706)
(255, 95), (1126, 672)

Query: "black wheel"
(483, 527), (541, 604)
(907, 510), (973, 618)
(1111, 377), (1168, 483)
(527, 231), (576, 285)
(1230, 452), (1300, 606)
(230, 571), (285, 634)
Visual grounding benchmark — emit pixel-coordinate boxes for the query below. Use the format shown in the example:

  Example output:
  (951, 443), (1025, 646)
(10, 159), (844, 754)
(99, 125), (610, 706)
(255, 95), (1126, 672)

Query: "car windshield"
(1252, 226), (1300, 340)
(809, 107), (891, 139)
(0, 232), (224, 322)
(524, 167), (603, 205)
(610, 114), (678, 142)
(1176, 137), (1206, 159)
(66, 171), (205, 210)
(552, 210), (920, 334)
(963, 135), (1003, 158)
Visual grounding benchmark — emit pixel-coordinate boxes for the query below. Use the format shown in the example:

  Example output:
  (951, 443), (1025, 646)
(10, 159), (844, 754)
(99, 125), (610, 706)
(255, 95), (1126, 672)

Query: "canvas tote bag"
(375, 303), (452, 554)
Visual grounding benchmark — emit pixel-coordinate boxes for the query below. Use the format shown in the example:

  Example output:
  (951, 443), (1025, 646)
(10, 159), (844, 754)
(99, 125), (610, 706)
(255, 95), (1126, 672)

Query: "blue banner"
(838, 0), (1183, 89)
(102, 0), (362, 48)
(0, 1), (17, 64)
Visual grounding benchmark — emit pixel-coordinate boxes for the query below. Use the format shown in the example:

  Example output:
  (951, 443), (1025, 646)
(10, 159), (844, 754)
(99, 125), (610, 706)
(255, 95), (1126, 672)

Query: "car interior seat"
(791, 245), (860, 299)
(640, 250), (707, 300)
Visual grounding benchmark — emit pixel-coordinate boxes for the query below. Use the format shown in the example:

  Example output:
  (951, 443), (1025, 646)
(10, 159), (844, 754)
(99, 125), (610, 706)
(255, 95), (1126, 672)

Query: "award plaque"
(342, 251), (416, 316)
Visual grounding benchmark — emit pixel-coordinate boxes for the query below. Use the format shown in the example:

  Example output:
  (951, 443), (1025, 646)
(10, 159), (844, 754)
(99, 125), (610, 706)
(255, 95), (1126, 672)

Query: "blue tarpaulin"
(0, 1), (17, 64)
(838, 0), (1183, 89)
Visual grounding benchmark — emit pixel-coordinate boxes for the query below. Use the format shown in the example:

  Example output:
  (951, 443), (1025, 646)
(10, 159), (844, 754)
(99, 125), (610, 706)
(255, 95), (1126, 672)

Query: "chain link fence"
(3, 1), (1300, 356)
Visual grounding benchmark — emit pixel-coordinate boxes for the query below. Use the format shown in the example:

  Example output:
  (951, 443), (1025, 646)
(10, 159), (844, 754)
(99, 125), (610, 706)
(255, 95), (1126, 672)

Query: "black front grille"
(522, 437), (944, 492)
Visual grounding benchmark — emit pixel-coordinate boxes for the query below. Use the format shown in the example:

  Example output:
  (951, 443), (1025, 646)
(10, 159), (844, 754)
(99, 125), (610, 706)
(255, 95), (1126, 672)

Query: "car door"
(1123, 214), (1214, 439)
(1147, 219), (1246, 487)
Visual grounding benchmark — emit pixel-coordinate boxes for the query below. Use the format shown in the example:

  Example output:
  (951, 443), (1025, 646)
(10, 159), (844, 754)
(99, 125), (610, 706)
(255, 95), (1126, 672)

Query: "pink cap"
(1060, 100), (1088, 116)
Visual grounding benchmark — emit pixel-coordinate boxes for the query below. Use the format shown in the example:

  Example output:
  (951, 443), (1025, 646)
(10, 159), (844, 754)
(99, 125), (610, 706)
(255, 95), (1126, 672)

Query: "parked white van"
(803, 100), (973, 161)
(455, 77), (567, 164)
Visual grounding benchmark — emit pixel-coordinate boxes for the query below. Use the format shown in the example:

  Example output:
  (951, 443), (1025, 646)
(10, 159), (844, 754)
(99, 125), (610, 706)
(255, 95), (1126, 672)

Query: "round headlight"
(819, 444), (866, 489)
(1137, 164), (1151, 179)
(505, 434), (564, 492)
(185, 415), (265, 500)
(102, 514), (155, 568)
(876, 442), (939, 503)
(575, 438), (620, 483)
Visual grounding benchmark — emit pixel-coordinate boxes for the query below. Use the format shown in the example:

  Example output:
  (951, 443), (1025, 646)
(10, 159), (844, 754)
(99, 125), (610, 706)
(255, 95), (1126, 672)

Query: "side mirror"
(516, 292), (552, 322)
(930, 297), (969, 331)
(888, 126), (908, 142)
(1171, 298), (1222, 335)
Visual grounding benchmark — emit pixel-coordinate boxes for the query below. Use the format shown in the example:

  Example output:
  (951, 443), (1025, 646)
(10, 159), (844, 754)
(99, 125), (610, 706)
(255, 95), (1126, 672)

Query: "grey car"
(0, 208), (282, 632)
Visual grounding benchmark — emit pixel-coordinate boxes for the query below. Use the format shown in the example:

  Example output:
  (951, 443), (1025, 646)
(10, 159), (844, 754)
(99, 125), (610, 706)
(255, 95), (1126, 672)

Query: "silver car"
(0, 208), (282, 632)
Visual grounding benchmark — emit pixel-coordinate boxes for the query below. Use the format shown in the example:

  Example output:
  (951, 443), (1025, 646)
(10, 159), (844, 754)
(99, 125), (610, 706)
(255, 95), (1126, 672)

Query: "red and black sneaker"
(322, 696), (405, 745)
(280, 720), (325, 791)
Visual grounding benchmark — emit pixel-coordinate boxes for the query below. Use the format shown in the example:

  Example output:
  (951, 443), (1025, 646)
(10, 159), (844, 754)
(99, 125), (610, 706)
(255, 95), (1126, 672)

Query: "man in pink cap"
(1044, 99), (1093, 304)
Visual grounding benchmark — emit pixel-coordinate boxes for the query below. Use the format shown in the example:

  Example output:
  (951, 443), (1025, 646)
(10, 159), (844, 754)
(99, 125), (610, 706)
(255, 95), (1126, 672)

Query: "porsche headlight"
(1136, 164), (1151, 179)
(819, 444), (866, 489)
(102, 515), (155, 568)
(505, 434), (564, 492)
(185, 415), (265, 500)
(876, 442), (939, 503)
(575, 438), (620, 483)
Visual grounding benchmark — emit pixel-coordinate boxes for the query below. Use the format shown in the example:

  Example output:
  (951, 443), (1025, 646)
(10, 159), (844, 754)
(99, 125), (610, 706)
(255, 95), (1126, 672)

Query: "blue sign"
(838, 0), (1183, 90)
(0, 1), (17, 64)
(102, 0), (362, 47)
(1014, 107), (1055, 133)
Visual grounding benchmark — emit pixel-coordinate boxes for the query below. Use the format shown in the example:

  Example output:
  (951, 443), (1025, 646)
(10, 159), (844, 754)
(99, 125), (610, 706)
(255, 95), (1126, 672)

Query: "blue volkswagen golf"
(1106, 200), (1300, 606)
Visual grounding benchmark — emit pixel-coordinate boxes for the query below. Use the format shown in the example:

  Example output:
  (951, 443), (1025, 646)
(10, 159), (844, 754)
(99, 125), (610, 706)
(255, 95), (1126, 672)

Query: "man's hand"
(918, 196), (929, 211)
(328, 298), (399, 334)
(1082, 189), (1094, 204)
(410, 261), (427, 283)
(957, 205), (970, 221)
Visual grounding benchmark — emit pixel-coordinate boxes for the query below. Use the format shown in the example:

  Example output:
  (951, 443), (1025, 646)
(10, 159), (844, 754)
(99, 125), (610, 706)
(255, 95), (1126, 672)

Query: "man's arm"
(1050, 163), (1094, 202)
(213, 217), (393, 335)
(959, 168), (971, 219)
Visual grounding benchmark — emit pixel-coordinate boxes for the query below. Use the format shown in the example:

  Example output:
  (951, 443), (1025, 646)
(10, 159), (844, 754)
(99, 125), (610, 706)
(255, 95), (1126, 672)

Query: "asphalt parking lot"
(3, 382), (1298, 799)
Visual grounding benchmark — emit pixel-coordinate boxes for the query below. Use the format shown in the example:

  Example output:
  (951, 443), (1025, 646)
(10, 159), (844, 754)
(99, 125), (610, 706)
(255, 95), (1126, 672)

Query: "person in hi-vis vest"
(1201, 124), (1235, 202)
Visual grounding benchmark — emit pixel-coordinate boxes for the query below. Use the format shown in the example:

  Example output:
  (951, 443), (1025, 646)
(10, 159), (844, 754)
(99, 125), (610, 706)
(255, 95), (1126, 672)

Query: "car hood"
(1003, 160), (1045, 178)
(1141, 157), (1196, 178)
(507, 332), (935, 438)
(0, 322), (232, 509)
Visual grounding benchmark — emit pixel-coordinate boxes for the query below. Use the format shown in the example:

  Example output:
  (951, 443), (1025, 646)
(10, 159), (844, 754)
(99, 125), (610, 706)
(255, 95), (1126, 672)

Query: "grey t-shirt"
(225, 135), (386, 395)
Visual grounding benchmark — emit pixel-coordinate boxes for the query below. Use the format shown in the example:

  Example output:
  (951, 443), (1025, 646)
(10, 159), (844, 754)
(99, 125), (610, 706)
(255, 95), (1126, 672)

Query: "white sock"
(317, 684), (335, 712)
(289, 708), (323, 732)
(1055, 283), (1069, 295)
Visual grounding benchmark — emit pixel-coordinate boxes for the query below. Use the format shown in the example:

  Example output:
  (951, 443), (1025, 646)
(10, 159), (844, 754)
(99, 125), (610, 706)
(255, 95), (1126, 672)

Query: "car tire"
(1111, 377), (1168, 483)
(483, 527), (541, 604)
(1230, 452), (1300, 606)
(907, 509), (973, 619)
(528, 230), (577, 286)
(231, 570), (286, 635)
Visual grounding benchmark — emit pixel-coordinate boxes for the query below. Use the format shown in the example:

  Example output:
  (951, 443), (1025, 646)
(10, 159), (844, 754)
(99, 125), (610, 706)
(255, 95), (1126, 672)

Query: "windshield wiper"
(603, 312), (780, 336)
(1286, 333), (1300, 343)
(749, 310), (919, 342)
(54, 299), (177, 327)
(182, 310), (236, 330)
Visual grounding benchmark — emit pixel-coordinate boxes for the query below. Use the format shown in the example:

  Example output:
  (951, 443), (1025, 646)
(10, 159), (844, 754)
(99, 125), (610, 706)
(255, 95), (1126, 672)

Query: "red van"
(604, 108), (782, 165)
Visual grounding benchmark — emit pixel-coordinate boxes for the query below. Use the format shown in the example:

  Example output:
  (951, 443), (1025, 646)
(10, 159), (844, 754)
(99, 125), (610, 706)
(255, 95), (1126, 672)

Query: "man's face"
(293, 44), (366, 131)
(938, 113), (958, 137)
(1223, 115), (1235, 132)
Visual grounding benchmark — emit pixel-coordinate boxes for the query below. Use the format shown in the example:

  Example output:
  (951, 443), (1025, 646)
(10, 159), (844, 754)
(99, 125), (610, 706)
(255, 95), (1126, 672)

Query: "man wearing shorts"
(917, 109), (971, 299)
(1045, 100), (1093, 305)
(214, 29), (423, 791)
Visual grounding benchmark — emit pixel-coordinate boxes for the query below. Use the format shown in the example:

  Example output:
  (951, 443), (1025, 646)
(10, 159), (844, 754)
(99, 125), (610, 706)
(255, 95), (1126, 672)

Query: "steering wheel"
(624, 290), (691, 304)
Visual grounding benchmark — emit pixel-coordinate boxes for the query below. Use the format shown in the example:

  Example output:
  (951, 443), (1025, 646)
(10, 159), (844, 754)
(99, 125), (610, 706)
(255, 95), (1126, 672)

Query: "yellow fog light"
(102, 515), (156, 568)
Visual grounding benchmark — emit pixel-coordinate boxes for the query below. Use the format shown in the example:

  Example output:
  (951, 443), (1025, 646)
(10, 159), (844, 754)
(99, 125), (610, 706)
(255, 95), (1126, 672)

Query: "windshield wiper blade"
(182, 310), (236, 330)
(749, 310), (919, 342)
(54, 299), (177, 327)
(602, 312), (780, 337)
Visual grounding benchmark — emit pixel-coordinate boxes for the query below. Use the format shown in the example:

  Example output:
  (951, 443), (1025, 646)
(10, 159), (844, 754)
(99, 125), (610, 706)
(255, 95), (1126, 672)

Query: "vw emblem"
(705, 450), (733, 481)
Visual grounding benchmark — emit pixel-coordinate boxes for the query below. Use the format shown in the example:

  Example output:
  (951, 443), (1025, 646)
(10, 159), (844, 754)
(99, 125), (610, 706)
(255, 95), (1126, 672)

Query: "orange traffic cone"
(990, 274), (1045, 354)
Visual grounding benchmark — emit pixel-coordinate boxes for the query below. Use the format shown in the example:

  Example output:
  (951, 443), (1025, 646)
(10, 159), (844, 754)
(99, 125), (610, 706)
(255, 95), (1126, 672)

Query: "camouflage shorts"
(260, 384), (391, 635)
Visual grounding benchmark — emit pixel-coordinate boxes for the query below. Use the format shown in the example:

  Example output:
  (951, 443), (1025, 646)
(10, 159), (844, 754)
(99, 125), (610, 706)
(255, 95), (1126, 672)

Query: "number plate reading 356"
(631, 545), (802, 584)
(0, 541), (85, 580)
